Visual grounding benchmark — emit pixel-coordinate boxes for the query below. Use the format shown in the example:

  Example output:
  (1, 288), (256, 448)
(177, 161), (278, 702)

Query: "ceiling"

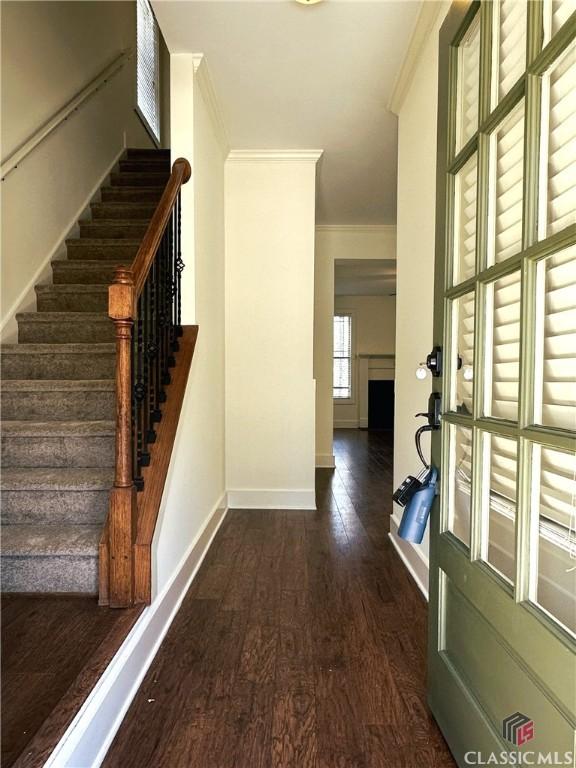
(335, 259), (396, 296)
(152, 0), (420, 225)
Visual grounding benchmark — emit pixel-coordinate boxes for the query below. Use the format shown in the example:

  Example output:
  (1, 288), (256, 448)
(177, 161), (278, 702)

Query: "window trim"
(333, 311), (356, 404)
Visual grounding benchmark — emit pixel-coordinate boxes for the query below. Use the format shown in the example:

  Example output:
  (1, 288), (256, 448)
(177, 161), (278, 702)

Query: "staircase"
(1, 149), (170, 594)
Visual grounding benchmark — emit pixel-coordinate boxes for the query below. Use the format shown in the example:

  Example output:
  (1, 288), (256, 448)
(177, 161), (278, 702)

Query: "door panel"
(429, 2), (576, 764)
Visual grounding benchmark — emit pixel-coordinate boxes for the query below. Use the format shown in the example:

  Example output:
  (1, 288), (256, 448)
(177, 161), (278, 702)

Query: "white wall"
(225, 152), (320, 510)
(153, 55), (227, 594)
(390, 3), (451, 596)
(333, 294), (396, 428)
(314, 226), (396, 465)
(0, 1), (158, 341)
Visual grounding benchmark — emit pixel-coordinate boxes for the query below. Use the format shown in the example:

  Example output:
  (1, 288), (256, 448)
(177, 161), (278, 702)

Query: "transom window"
(333, 314), (353, 400)
(136, 0), (160, 143)
(442, 0), (576, 636)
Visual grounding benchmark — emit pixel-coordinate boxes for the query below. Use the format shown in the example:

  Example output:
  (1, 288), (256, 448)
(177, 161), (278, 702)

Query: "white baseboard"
(389, 516), (430, 601)
(227, 488), (316, 510)
(315, 453), (335, 469)
(359, 417), (369, 429)
(0, 145), (126, 343)
(334, 420), (359, 429)
(45, 493), (228, 768)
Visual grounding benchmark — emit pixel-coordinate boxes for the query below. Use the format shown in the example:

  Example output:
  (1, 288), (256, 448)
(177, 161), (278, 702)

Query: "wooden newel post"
(108, 267), (137, 607)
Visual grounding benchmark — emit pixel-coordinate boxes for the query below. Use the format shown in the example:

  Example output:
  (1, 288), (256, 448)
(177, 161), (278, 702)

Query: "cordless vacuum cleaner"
(393, 392), (441, 544)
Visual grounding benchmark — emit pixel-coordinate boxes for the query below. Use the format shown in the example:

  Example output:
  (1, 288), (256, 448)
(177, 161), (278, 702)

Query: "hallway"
(103, 430), (455, 767)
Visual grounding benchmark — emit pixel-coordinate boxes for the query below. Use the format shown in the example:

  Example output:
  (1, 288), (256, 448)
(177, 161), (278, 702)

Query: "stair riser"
(1, 555), (98, 593)
(52, 262), (129, 284)
(80, 222), (148, 239)
(119, 160), (170, 173)
(67, 242), (139, 261)
(110, 172), (168, 187)
(1, 352), (115, 380)
(1, 390), (115, 421)
(18, 320), (114, 344)
(2, 436), (115, 468)
(91, 204), (155, 220)
(101, 188), (163, 203)
(126, 148), (170, 159)
(36, 290), (108, 313)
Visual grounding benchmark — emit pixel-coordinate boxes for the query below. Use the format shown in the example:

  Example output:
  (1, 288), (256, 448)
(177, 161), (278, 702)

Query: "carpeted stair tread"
(1, 467), (114, 491)
(1, 342), (115, 354)
(17, 311), (109, 323)
(1, 525), (101, 557)
(91, 202), (156, 219)
(100, 185), (164, 203)
(16, 312), (112, 343)
(1, 420), (115, 437)
(1, 379), (115, 392)
(79, 220), (149, 239)
(35, 285), (109, 312)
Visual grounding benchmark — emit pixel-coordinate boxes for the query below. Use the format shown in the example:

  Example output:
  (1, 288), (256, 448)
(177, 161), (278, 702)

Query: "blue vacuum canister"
(398, 467), (438, 544)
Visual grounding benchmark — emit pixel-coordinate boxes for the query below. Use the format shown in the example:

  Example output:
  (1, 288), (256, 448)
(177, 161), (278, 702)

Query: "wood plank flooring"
(103, 429), (456, 767)
(0, 596), (142, 767)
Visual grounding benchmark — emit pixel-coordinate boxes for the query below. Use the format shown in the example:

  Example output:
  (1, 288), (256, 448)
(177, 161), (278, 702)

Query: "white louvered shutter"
(541, 41), (576, 238)
(456, 15), (480, 153)
(489, 271), (521, 421)
(535, 244), (576, 430)
(454, 154), (478, 283)
(495, 0), (527, 104)
(547, 0), (576, 39)
(333, 315), (352, 399)
(493, 100), (525, 263)
(137, 0), (160, 142)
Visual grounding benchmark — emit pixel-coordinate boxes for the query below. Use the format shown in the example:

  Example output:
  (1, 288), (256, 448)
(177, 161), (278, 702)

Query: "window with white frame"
(136, 0), (160, 143)
(333, 314), (353, 400)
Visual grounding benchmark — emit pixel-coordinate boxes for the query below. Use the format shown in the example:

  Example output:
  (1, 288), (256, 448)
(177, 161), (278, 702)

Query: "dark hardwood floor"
(103, 429), (456, 768)
(0, 596), (141, 767)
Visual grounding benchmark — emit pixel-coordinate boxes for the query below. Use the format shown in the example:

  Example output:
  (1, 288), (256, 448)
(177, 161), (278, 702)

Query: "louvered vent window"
(452, 291), (475, 415)
(137, 0), (160, 142)
(491, 100), (525, 264)
(484, 433), (518, 583)
(456, 14), (480, 153)
(534, 244), (576, 430)
(454, 153), (478, 283)
(487, 271), (521, 421)
(493, 0), (527, 105)
(540, 41), (576, 238)
(333, 315), (352, 400)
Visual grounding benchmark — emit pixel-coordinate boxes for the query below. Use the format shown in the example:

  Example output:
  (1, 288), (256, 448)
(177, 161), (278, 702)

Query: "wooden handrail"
(106, 157), (192, 607)
(1, 49), (133, 181)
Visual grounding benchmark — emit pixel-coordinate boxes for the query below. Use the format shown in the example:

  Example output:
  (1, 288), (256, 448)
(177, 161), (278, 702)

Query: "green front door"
(428, 2), (576, 765)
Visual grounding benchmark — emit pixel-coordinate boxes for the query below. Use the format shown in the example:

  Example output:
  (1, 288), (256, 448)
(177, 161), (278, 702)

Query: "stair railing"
(107, 157), (191, 607)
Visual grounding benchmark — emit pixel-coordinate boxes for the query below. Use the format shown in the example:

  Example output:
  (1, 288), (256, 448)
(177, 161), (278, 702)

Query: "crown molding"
(315, 224), (396, 234)
(191, 54), (230, 154)
(227, 149), (323, 163)
(388, 0), (452, 115)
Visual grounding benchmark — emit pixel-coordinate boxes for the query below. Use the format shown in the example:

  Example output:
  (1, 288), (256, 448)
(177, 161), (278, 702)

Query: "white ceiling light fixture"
(294, 0), (324, 5)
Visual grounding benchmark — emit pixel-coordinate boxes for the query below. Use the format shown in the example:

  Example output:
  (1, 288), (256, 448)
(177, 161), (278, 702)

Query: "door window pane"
(544, 0), (576, 44)
(534, 245), (576, 430)
(490, 100), (525, 265)
(453, 153), (478, 284)
(531, 445), (576, 635)
(481, 433), (518, 583)
(540, 41), (576, 239)
(455, 13), (481, 153)
(450, 292), (475, 414)
(493, 0), (527, 106)
(486, 271), (521, 421)
(447, 424), (473, 546)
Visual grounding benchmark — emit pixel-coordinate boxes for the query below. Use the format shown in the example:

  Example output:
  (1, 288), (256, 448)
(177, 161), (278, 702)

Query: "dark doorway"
(368, 380), (394, 430)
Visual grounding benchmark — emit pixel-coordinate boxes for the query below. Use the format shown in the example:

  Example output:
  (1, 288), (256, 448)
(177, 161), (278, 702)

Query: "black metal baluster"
(143, 272), (156, 452)
(133, 298), (145, 491)
(175, 192), (184, 339)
